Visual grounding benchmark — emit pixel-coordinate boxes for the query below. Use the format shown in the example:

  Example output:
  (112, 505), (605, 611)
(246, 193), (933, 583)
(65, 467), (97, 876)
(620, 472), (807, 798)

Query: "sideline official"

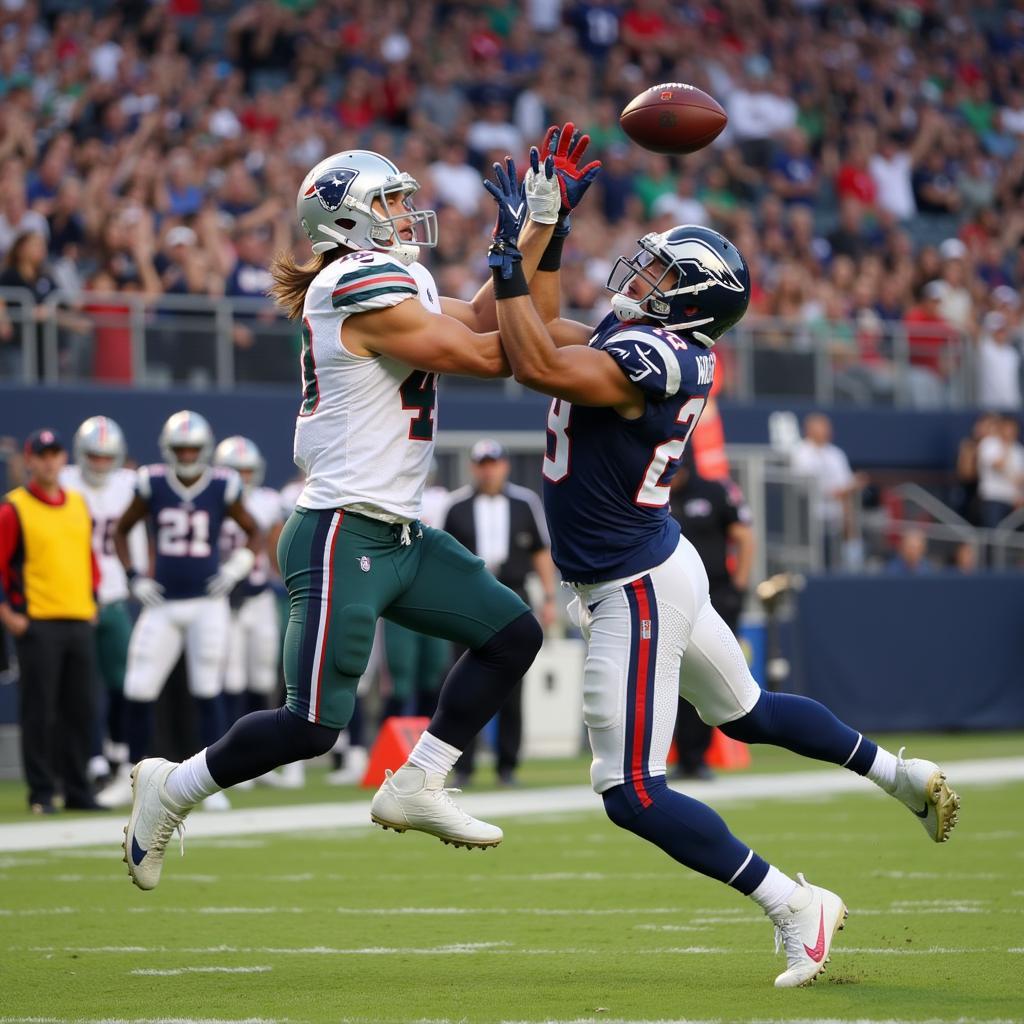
(0, 429), (99, 813)
(670, 449), (754, 779)
(443, 440), (556, 786)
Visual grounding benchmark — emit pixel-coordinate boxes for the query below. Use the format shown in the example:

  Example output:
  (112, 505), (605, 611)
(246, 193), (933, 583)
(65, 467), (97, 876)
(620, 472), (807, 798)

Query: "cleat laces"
(151, 810), (187, 859)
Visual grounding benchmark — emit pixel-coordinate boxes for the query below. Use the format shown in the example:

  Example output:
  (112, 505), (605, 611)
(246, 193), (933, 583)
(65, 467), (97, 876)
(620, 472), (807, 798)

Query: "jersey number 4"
(400, 370), (437, 441)
(157, 508), (212, 558)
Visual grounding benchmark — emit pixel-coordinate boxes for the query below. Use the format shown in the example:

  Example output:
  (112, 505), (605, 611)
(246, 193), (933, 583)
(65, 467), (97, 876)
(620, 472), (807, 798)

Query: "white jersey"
(60, 465), (148, 605)
(220, 485), (283, 592)
(293, 251), (442, 522)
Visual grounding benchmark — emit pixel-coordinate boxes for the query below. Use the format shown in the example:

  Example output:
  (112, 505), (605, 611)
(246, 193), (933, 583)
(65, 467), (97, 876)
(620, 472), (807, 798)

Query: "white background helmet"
(74, 416), (126, 485)
(214, 435), (265, 489)
(159, 410), (214, 481)
(296, 150), (438, 266)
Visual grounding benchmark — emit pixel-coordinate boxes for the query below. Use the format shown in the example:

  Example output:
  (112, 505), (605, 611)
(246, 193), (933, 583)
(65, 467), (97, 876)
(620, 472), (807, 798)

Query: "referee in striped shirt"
(0, 429), (100, 814)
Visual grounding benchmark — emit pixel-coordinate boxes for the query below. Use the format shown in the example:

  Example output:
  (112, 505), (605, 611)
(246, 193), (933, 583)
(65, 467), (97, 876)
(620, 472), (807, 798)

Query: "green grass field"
(2, 733), (1023, 1024)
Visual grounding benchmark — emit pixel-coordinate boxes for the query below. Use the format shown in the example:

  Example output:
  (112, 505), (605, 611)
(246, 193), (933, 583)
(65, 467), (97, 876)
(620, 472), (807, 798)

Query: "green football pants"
(277, 507), (529, 729)
(95, 600), (132, 691)
(384, 620), (450, 702)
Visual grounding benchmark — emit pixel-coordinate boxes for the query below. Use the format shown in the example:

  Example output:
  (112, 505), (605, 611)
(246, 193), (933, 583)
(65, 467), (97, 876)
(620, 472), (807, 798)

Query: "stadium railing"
(0, 288), (983, 410)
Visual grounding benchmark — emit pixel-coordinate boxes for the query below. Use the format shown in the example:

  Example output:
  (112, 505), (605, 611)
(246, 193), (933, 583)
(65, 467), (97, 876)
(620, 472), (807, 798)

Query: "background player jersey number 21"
(157, 507), (212, 558)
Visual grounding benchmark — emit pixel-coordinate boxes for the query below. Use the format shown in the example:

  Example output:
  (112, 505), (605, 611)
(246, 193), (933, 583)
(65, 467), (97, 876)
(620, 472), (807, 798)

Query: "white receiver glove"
(131, 575), (165, 608)
(205, 546), (256, 598)
(524, 148), (561, 225)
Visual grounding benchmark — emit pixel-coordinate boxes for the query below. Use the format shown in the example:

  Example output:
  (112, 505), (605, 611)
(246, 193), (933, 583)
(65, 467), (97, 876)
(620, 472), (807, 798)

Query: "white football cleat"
(122, 758), (191, 891)
(891, 747), (960, 843)
(370, 764), (502, 849)
(96, 763), (134, 809)
(201, 790), (231, 812)
(770, 873), (847, 988)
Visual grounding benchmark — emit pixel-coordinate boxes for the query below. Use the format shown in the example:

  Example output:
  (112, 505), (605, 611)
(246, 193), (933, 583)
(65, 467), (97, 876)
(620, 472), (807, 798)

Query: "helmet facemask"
(299, 154), (438, 266)
(608, 244), (681, 325)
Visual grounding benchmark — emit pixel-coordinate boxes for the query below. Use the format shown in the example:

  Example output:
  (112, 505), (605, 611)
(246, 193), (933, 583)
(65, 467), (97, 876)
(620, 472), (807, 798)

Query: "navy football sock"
(603, 777), (769, 894)
(195, 696), (227, 749)
(720, 690), (877, 775)
(125, 699), (156, 764)
(206, 706), (339, 789)
(428, 612), (542, 750)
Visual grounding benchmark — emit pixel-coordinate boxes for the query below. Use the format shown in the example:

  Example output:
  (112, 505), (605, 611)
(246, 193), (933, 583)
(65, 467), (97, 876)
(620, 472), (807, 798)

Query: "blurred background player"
(213, 435), (299, 789)
(669, 447), (754, 780)
(0, 429), (99, 813)
(96, 411), (261, 810)
(443, 438), (557, 787)
(61, 416), (148, 785)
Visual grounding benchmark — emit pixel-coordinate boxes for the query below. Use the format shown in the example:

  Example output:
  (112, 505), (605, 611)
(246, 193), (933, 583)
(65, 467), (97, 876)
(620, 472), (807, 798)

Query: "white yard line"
(1, 756), (1022, 853)
(128, 967), (272, 976)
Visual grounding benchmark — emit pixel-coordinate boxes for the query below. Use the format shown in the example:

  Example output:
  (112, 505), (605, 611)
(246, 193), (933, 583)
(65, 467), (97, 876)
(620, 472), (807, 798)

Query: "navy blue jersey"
(542, 313), (716, 583)
(137, 464), (242, 600)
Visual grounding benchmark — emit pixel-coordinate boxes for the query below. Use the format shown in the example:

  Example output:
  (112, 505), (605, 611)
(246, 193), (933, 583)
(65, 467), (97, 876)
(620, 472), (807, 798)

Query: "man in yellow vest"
(0, 429), (100, 814)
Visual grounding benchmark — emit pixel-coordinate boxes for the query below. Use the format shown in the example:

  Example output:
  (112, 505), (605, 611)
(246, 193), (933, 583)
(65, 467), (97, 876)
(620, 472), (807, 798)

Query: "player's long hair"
(269, 247), (347, 320)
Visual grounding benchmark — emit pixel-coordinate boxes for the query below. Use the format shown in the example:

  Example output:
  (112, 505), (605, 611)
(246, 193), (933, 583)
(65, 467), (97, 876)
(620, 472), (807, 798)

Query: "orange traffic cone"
(361, 716), (430, 787)
(705, 727), (751, 770)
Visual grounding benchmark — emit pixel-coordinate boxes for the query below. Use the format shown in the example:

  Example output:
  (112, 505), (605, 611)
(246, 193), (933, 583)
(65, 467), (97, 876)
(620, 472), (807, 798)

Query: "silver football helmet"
(214, 435), (264, 490)
(159, 410), (214, 481)
(296, 150), (438, 265)
(73, 415), (126, 486)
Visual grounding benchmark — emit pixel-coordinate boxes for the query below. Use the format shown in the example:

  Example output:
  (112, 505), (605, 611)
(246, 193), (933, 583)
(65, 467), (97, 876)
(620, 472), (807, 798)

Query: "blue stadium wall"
(2, 386), (1019, 732)
(0, 384), (987, 483)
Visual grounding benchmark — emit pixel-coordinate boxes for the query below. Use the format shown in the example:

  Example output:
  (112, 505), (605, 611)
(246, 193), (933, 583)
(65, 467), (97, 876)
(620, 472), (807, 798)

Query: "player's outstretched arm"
(528, 123), (602, 329)
(495, 288), (642, 409)
(346, 294), (510, 379)
(442, 154), (558, 333)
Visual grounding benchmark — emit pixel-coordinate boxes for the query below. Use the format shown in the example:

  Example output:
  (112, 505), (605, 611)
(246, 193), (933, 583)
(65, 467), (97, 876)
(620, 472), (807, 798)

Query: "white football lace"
(773, 918), (802, 963)
(152, 811), (186, 858)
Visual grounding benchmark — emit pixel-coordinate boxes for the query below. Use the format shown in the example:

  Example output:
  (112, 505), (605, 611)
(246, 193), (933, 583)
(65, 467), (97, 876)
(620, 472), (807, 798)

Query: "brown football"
(620, 83), (727, 155)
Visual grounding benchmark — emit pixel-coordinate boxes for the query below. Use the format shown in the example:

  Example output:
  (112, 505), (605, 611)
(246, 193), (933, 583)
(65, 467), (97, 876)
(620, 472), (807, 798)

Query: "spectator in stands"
(977, 414), (1024, 529)
(0, 429), (99, 814)
(955, 413), (997, 525)
(790, 413), (865, 569)
(903, 281), (956, 407)
(977, 311), (1022, 411)
(886, 527), (933, 575)
(951, 541), (979, 574)
(769, 128), (818, 209)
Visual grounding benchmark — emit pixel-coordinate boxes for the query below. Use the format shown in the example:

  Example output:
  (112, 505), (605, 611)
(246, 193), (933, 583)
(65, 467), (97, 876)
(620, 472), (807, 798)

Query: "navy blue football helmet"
(607, 225), (750, 341)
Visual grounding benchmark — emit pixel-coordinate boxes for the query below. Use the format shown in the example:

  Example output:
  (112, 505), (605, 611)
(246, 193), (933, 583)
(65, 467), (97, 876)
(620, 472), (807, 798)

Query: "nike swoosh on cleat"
(131, 835), (147, 866)
(803, 907), (826, 963)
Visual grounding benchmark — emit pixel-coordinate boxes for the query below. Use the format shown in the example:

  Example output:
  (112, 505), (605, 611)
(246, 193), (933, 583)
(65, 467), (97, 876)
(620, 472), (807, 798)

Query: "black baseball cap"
(470, 439), (506, 463)
(24, 428), (64, 456)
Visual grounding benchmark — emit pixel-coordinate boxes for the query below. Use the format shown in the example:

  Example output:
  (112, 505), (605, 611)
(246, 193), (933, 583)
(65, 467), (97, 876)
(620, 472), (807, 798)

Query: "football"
(620, 83), (728, 155)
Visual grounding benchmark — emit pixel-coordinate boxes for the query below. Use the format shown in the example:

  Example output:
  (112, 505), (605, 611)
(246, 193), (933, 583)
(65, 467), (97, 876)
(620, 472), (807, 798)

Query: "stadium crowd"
(0, 0), (1023, 405)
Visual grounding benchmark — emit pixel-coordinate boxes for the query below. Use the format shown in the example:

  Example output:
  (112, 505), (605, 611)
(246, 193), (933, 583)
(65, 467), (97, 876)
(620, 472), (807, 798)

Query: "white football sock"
(865, 745), (899, 792)
(165, 749), (219, 807)
(407, 730), (462, 777)
(749, 865), (799, 917)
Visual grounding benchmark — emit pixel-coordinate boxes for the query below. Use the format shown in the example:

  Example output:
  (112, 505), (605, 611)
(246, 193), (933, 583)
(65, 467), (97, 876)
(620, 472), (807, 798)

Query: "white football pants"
(124, 595), (231, 702)
(568, 536), (761, 797)
(223, 589), (281, 696)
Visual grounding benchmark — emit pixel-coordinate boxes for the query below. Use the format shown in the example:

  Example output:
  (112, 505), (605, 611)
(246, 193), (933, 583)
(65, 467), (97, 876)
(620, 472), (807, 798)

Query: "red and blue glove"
(541, 121), (602, 218)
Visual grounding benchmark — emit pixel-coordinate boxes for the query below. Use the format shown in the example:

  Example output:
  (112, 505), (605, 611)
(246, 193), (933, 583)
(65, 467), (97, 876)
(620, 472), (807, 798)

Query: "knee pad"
(279, 705), (340, 759)
(478, 611), (543, 675)
(332, 604), (376, 678)
(719, 690), (770, 745)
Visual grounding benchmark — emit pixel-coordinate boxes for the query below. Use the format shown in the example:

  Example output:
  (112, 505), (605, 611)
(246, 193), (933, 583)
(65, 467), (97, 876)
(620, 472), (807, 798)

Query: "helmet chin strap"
(610, 293), (649, 322)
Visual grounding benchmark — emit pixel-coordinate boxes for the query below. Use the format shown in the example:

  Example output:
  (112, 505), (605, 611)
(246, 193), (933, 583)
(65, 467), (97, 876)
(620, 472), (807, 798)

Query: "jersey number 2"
(635, 396), (706, 507)
(157, 508), (211, 558)
(400, 371), (437, 441)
